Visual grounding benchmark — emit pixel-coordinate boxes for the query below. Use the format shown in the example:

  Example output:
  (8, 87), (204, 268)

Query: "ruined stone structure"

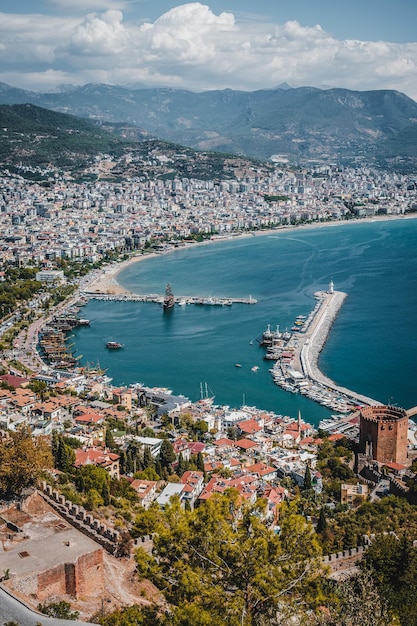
(0, 492), (106, 603)
(359, 405), (408, 465)
(37, 549), (103, 600)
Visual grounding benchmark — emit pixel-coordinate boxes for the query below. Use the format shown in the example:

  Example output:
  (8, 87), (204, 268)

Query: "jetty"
(80, 292), (256, 305)
(264, 282), (380, 413)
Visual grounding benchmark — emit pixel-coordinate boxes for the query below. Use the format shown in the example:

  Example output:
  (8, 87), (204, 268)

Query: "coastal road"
(0, 586), (94, 626)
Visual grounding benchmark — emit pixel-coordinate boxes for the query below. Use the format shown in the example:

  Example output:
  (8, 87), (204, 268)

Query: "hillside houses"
(0, 359), (328, 517)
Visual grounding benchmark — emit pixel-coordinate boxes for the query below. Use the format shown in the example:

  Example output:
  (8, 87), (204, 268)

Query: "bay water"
(73, 218), (417, 427)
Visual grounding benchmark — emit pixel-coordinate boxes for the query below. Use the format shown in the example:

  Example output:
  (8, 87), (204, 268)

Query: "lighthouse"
(328, 280), (334, 294)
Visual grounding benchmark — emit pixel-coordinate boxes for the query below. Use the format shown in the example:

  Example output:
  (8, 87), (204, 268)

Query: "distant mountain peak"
(274, 82), (292, 90)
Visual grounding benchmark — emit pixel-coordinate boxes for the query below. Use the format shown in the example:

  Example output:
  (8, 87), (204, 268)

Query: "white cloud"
(65, 10), (130, 56)
(0, 3), (416, 100)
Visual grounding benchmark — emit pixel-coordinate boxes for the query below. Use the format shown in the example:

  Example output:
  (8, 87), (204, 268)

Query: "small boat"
(235, 363), (242, 368)
(77, 318), (91, 326)
(106, 341), (123, 350)
(251, 366), (259, 372)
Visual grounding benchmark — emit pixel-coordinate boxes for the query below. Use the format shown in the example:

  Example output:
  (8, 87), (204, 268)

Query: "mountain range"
(1, 82), (417, 170)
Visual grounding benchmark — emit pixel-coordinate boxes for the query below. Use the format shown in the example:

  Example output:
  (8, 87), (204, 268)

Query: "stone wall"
(39, 482), (119, 554)
(37, 548), (103, 600)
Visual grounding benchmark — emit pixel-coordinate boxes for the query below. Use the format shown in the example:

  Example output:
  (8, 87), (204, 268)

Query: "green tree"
(192, 420), (208, 437)
(38, 600), (79, 620)
(143, 445), (154, 470)
(316, 507), (328, 534)
(311, 570), (394, 626)
(158, 438), (176, 471)
(361, 533), (417, 625)
(196, 451), (205, 473)
(102, 480), (111, 506)
(177, 453), (186, 477)
(75, 464), (109, 494)
(304, 464), (312, 490)
(135, 491), (323, 625)
(131, 503), (162, 537)
(55, 436), (75, 472)
(134, 466), (160, 481)
(0, 426), (52, 497)
(85, 488), (104, 510)
(28, 379), (48, 400)
(105, 427), (116, 450)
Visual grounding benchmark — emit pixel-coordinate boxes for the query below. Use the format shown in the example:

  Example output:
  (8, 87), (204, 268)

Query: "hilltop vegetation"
(0, 103), (273, 182)
(0, 103), (128, 168)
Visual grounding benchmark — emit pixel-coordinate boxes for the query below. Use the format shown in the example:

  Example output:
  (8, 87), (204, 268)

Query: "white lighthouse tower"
(328, 279), (334, 294)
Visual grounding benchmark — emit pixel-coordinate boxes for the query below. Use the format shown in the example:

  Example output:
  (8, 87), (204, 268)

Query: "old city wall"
(39, 482), (120, 554)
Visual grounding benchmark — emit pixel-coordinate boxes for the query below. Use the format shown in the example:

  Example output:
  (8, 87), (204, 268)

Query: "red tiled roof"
(74, 447), (119, 468)
(234, 439), (257, 450)
(246, 462), (276, 476)
(237, 419), (262, 434)
(327, 433), (346, 441)
(384, 462), (406, 471)
(74, 412), (103, 424)
(188, 441), (206, 454)
(0, 374), (28, 388)
(214, 437), (235, 447)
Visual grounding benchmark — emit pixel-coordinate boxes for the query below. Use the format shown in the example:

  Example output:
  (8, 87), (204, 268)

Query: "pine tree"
(105, 427), (116, 450)
(177, 453), (185, 477)
(56, 437), (75, 472)
(101, 481), (110, 506)
(135, 492), (323, 624)
(159, 438), (176, 470)
(143, 446), (154, 469)
(304, 463), (312, 490)
(155, 459), (163, 478)
(196, 451), (205, 472)
(316, 507), (327, 534)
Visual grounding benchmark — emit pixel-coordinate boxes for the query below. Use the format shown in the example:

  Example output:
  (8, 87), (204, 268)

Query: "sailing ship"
(163, 284), (175, 310)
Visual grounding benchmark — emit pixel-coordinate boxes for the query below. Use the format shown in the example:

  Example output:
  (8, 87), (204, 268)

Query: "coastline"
(86, 213), (417, 296)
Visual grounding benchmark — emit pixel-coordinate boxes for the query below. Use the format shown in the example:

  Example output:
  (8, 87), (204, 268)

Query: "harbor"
(80, 291), (257, 306)
(260, 282), (380, 415)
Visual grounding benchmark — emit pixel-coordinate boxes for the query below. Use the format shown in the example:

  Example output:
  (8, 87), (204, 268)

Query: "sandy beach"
(84, 214), (417, 296)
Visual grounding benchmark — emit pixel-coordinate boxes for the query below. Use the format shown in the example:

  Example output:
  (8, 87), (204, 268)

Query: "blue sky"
(1, 1), (417, 99)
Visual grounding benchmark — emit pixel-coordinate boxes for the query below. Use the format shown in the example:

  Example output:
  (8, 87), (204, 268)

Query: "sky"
(1, 0), (417, 100)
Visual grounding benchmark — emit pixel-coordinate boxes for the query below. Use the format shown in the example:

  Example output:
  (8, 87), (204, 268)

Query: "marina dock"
(81, 292), (257, 305)
(263, 285), (380, 414)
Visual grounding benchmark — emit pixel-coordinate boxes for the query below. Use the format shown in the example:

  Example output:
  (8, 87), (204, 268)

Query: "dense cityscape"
(1, 157), (417, 625)
(1, 164), (416, 269)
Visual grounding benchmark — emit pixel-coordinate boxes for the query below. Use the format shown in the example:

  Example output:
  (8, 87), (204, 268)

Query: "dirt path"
(73, 553), (162, 621)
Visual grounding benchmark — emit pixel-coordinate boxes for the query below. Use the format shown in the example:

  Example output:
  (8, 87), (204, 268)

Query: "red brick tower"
(359, 405), (408, 465)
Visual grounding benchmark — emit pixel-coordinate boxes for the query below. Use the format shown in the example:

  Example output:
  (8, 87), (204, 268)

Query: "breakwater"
(266, 289), (380, 412)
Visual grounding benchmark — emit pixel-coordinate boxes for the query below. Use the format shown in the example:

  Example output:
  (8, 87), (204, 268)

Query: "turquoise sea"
(72, 219), (417, 427)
